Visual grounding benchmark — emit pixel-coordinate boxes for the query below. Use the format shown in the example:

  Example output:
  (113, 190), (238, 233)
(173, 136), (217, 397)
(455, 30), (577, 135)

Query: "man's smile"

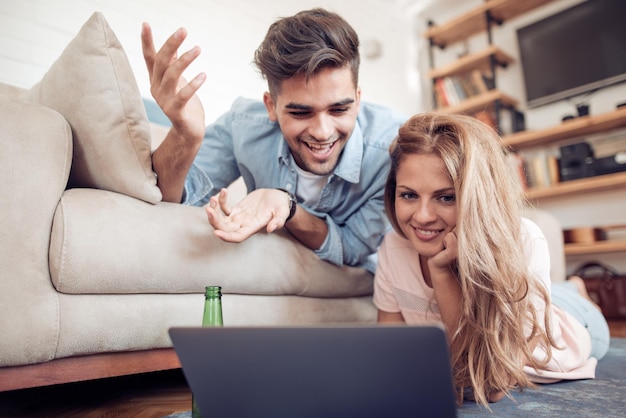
(304, 140), (338, 154)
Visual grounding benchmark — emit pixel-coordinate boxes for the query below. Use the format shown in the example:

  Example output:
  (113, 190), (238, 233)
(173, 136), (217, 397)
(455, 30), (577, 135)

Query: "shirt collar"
(277, 121), (364, 184)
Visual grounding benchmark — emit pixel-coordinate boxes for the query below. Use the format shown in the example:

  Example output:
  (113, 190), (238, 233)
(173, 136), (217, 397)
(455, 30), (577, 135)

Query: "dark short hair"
(253, 8), (360, 96)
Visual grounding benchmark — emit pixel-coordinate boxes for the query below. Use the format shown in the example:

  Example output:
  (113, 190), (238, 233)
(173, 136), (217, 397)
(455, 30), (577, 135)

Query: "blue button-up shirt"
(184, 97), (406, 272)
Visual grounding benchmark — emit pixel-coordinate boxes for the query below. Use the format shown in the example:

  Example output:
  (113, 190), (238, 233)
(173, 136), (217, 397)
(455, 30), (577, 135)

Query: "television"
(517, 0), (626, 108)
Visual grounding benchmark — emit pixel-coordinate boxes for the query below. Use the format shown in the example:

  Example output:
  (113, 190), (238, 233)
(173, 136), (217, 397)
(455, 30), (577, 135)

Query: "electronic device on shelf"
(559, 141), (626, 181)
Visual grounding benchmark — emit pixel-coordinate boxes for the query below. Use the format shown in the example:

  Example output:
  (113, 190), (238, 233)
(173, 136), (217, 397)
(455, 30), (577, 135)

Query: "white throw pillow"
(20, 12), (162, 204)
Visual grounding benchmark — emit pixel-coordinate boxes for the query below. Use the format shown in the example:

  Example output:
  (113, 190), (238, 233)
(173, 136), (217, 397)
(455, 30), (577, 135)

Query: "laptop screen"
(170, 325), (457, 418)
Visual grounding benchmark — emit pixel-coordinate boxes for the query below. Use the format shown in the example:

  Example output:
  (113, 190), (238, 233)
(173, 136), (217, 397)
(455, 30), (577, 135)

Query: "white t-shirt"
(294, 163), (329, 208)
(373, 218), (596, 382)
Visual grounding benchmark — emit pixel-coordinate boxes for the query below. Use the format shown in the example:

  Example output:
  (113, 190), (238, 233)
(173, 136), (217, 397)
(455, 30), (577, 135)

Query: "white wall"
(417, 0), (626, 274)
(0, 0), (424, 123)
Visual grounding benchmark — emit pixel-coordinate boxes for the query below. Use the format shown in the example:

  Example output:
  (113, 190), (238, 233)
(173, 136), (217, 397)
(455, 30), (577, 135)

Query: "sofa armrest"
(0, 95), (72, 366)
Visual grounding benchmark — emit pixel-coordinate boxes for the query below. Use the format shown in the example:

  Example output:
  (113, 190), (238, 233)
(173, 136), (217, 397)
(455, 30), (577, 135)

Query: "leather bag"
(572, 261), (626, 319)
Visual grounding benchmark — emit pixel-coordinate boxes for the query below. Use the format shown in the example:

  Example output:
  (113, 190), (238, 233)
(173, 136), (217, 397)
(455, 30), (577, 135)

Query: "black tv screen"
(517, 0), (626, 108)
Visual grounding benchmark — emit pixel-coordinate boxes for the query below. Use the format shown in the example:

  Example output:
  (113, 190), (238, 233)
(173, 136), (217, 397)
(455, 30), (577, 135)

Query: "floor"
(0, 370), (191, 418)
(0, 320), (624, 418)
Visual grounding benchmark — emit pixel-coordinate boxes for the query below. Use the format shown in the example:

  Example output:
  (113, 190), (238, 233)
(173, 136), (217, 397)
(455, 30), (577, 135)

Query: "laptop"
(169, 325), (457, 418)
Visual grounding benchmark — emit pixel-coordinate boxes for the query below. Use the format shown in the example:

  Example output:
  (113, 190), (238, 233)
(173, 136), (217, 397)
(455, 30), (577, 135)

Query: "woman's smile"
(413, 226), (444, 241)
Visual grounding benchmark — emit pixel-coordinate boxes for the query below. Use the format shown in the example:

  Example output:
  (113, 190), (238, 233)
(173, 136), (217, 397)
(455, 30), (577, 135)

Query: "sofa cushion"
(50, 189), (373, 297)
(19, 12), (161, 204)
(0, 95), (72, 366)
(0, 81), (25, 97)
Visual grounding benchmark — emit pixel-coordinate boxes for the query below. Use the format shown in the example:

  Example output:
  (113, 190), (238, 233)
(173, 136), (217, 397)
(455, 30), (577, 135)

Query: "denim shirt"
(184, 97), (406, 272)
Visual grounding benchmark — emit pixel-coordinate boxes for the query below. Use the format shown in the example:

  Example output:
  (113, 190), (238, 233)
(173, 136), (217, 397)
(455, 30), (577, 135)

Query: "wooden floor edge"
(0, 348), (181, 392)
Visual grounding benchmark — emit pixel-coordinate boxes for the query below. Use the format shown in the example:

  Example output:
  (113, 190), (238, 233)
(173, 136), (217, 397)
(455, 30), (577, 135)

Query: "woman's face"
(394, 153), (457, 257)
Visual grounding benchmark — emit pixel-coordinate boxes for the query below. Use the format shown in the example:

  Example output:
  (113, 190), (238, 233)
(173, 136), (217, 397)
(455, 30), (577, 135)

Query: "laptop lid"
(169, 325), (457, 418)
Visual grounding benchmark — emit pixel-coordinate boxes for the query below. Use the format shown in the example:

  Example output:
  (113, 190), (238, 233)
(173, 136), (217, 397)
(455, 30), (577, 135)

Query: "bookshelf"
(503, 107), (626, 150)
(424, 0), (557, 131)
(564, 240), (626, 256)
(436, 90), (518, 116)
(502, 107), (626, 202)
(426, 45), (513, 80)
(424, 0), (556, 48)
(525, 171), (626, 201)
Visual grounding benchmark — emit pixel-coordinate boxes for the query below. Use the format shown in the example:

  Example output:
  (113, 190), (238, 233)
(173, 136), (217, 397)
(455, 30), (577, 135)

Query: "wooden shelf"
(565, 239), (626, 256)
(425, 0), (557, 48)
(436, 89), (518, 115)
(525, 171), (626, 201)
(503, 107), (626, 150)
(427, 46), (513, 80)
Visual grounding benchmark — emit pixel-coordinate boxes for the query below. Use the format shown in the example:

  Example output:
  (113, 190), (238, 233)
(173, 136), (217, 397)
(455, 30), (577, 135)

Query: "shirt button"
(285, 184), (293, 191)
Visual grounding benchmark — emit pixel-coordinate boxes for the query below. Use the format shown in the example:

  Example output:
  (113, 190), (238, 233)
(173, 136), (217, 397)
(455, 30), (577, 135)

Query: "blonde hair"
(385, 113), (556, 406)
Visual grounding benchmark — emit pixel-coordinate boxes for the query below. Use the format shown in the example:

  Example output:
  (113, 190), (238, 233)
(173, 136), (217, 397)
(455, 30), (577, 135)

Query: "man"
(142, 8), (406, 272)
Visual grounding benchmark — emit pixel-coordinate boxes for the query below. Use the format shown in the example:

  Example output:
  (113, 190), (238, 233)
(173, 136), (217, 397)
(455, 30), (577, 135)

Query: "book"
(527, 151), (559, 188)
(547, 155), (560, 185)
(449, 77), (467, 101)
(505, 151), (529, 190)
(442, 76), (460, 105)
(470, 69), (490, 93)
(434, 78), (450, 107)
(459, 73), (481, 97)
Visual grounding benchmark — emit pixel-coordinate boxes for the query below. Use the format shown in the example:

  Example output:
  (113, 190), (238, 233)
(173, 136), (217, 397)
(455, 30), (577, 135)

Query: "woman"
(373, 113), (610, 407)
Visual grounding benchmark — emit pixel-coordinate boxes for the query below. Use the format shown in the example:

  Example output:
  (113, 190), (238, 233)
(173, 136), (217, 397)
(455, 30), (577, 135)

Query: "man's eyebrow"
(284, 98), (355, 110)
(331, 98), (356, 107)
(284, 103), (312, 111)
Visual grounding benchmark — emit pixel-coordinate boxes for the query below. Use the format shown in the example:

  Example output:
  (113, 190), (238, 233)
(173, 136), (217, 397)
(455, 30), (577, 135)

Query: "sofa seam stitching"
(52, 120), (71, 359)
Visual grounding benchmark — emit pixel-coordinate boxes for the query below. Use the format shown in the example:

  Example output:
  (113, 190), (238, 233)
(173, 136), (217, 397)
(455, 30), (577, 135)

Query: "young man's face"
(263, 66), (361, 176)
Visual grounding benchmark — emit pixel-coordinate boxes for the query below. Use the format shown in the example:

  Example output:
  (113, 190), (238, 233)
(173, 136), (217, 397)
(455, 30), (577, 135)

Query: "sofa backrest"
(0, 81), (25, 97)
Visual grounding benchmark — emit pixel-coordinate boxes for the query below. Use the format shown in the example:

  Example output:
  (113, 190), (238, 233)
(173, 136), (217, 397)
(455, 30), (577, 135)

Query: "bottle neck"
(204, 285), (222, 299)
(202, 286), (223, 327)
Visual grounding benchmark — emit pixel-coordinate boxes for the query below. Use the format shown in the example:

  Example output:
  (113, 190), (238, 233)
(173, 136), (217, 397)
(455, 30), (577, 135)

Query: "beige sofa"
(0, 12), (376, 391)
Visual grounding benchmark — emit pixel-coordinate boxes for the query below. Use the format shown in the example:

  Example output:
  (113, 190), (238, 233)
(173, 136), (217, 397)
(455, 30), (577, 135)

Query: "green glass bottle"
(192, 285), (223, 418)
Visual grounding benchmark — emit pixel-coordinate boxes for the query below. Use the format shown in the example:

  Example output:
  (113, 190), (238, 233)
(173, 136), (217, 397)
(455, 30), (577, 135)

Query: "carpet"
(458, 337), (626, 417)
(166, 338), (626, 418)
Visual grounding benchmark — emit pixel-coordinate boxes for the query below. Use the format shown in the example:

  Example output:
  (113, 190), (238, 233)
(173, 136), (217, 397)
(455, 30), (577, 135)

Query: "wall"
(417, 0), (626, 274)
(0, 0), (424, 123)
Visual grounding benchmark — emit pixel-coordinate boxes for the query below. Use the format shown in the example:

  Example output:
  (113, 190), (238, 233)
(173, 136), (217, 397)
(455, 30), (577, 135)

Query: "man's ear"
(355, 86), (362, 112)
(263, 92), (277, 121)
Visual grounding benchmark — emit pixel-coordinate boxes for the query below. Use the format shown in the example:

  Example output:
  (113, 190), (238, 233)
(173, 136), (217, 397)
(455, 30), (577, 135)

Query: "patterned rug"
(166, 338), (626, 418)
